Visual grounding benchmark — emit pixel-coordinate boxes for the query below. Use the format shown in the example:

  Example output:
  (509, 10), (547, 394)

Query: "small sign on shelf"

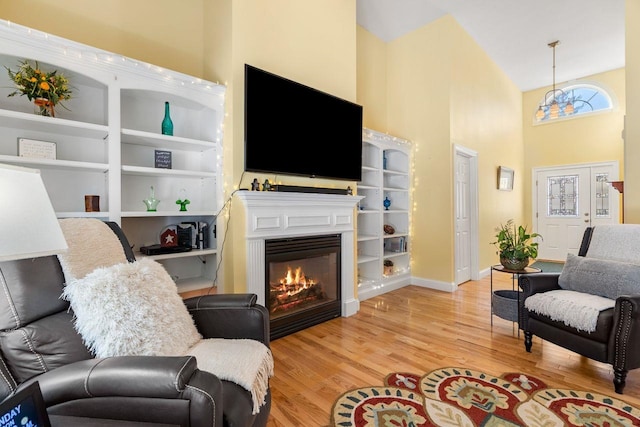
(154, 150), (172, 169)
(18, 138), (56, 160)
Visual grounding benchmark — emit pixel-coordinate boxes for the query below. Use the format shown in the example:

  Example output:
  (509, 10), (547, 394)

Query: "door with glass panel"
(534, 162), (619, 261)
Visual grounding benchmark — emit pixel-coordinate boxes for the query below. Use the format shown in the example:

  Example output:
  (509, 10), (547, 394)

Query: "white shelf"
(175, 277), (217, 293)
(136, 248), (217, 261)
(357, 128), (412, 301)
(121, 210), (214, 218)
(357, 233), (378, 242)
(121, 165), (216, 179)
(0, 22), (225, 295)
(358, 254), (379, 264)
(121, 128), (216, 151)
(0, 108), (108, 139)
(0, 155), (109, 172)
(383, 169), (407, 176)
(56, 211), (110, 218)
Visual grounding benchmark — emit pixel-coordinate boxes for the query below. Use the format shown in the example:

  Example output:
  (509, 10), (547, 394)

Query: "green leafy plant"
(491, 219), (542, 261)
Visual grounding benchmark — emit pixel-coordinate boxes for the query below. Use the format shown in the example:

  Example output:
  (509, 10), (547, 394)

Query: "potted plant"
(6, 60), (72, 117)
(491, 219), (542, 271)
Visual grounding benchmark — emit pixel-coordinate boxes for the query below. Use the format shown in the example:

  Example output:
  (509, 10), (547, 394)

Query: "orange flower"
(39, 81), (50, 91)
(30, 77), (37, 83)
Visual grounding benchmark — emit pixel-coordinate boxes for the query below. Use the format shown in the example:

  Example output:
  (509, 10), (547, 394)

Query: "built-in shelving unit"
(0, 20), (225, 293)
(357, 128), (412, 301)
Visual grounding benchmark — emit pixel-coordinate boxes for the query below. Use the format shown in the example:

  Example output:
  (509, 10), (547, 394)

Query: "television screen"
(244, 64), (363, 181)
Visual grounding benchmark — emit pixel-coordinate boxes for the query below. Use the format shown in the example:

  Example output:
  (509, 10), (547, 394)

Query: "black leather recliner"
(519, 226), (640, 394)
(0, 222), (271, 426)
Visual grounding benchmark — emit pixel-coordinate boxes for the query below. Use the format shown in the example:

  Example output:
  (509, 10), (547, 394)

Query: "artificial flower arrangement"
(5, 60), (72, 117)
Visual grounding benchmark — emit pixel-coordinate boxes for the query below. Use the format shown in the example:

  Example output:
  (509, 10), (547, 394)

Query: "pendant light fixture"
(535, 40), (583, 121)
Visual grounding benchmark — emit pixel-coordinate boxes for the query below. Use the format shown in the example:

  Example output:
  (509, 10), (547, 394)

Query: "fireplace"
(236, 191), (363, 340)
(266, 234), (341, 339)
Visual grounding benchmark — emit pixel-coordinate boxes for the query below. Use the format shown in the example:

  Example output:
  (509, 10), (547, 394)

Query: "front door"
(534, 162), (619, 261)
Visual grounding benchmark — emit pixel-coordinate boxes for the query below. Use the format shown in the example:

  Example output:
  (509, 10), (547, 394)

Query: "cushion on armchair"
(61, 257), (203, 357)
(524, 289), (614, 332)
(558, 253), (640, 299)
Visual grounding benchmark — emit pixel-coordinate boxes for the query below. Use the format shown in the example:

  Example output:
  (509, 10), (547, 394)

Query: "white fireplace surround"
(235, 191), (363, 317)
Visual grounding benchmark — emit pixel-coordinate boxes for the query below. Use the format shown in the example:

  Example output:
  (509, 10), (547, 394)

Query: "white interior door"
(454, 145), (479, 285)
(534, 162), (619, 261)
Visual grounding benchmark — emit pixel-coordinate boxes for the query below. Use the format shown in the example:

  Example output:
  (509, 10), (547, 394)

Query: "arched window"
(534, 83), (613, 123)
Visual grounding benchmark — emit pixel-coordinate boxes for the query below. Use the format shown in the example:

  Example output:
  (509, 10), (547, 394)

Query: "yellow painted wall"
(522, 68), (626, 225)
(625, 0), (640, 223)
(377, 16), (524, 283)
(0, 0), (205, 77)
(449, 22), (524, 274)
(356, 26), (387, 130)
(384, 17), (451, 283)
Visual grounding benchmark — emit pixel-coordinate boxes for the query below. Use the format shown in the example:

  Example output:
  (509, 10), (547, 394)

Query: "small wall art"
(498, 166), (514, 191)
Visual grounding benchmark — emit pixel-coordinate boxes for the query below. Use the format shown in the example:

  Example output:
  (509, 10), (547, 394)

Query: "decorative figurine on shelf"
(383, 259), (394, 276)
(251, 178), (260, 191)
(176, 189), (190, 212)
(161, 101), (174, 136)
(383, 151), (387, 170)
(143, 186), (160, 212)
(383, 196), (391, 210)
(347, 186), (353, 195)
(262, 179), (271, 191)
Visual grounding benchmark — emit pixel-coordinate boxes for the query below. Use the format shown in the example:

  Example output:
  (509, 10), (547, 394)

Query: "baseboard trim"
(411, 276), (457, 292)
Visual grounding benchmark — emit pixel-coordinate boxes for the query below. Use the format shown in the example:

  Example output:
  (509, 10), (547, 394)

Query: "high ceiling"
(356, 0), (625, 91)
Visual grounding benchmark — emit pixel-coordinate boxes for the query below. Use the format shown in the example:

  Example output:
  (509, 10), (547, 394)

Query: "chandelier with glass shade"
(535, 41), (592, 121)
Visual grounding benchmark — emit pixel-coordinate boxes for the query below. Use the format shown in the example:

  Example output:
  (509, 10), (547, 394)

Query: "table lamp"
(0, 163), (67, 261)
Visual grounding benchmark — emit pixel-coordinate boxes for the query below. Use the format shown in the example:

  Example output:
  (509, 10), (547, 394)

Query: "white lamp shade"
(0, 163), (68, 261)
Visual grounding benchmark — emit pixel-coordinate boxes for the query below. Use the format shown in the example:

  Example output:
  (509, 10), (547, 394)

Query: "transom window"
(535, 83), (613, 123)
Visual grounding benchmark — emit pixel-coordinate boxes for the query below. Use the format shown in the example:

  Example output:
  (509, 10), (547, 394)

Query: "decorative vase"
(161, 101), (173, 136)
(500, 256), (529, 271)
(143, 186), (160, 212)
(34, 98), (55, 117)
(383, 196), (391, 210)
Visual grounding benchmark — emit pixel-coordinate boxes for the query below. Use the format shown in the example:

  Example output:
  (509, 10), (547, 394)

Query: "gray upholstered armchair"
(519, 225), (640, 394)
(0, 221), (271, 426)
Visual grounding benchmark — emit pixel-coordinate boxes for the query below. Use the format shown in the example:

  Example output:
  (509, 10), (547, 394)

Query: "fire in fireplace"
(265, 234), (341, 339)
(270, 266), (326, 314)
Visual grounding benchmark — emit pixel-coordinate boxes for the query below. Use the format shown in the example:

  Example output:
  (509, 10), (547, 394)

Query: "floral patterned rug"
(330, 367), (640, 426)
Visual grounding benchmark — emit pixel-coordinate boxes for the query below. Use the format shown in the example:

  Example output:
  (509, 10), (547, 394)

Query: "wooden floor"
(266, 274), (640, 426)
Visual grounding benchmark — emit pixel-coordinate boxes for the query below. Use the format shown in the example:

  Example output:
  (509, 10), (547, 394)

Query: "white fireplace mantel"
(235, 191), (363, 317)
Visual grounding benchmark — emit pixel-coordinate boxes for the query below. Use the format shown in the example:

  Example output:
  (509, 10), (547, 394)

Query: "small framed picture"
(498, 166), (514, 191)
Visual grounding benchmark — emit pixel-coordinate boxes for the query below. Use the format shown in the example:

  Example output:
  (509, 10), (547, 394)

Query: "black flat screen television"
(244, 64), (363, 181)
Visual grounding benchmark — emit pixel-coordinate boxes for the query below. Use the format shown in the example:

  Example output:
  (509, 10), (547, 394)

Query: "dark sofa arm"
(519, 273), (561, 297)
(518, 273), (562, 330)
(611, 295), (640, 371)
(184, 293), (270, 346)
(20, 356), (223, 427)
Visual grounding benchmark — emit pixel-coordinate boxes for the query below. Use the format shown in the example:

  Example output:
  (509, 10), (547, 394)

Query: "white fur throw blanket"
(525, 290), (615, 333)
(57, 218), (127, 280)
(58, 219), (273, 414)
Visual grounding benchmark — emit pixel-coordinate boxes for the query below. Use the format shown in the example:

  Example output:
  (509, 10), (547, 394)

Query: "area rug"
(330, 367), (640, 426)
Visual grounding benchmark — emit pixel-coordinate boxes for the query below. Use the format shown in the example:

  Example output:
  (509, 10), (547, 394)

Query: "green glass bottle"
(161, 101), (174, 136)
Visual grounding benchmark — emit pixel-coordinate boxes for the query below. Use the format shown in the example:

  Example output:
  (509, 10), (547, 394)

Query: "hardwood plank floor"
(266, 274), (640, 426)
